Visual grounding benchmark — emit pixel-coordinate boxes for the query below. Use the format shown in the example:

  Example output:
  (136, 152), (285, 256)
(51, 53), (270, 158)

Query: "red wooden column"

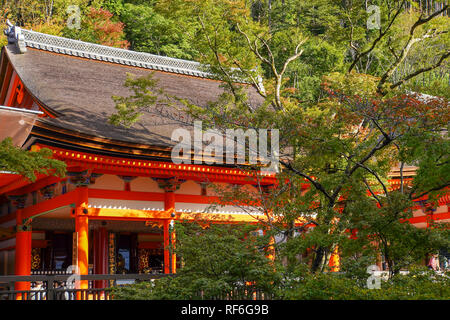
(119, 176), (136, 192)
(267, 234), (275, 262)
(329, 246), (340, 272)
(75, 186), (89, 292)
(164, 191), (176, 274)
(262, 229), (275, 262)
(14, 205), (32, 299)
(170, 219), (176, 274)
(157, 178), (181, 274)
(93, 227), (108, 288)
(328, 215), (341, 272)
(262, 186), (275, 262)
(163, 220), (170, 274)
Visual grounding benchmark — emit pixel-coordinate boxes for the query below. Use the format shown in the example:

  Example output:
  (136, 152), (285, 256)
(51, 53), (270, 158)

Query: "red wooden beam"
(88, 188), (223, 204)
(38, 143), (278, 185)
(406, 211), (450, 225)
(88, 188), (165, 202)
(7, 175), (63, 196)
(20, 189), (78, 222)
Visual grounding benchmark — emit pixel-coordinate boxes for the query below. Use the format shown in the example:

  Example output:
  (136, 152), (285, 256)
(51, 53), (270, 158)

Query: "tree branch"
(279, 159), (334, 203)
(409, 183), (450, 201)
(348, 1), (405, 73)
(390, 50), (450, 90)
(363, 178), (384, 207)
(377, 4), (449, 94)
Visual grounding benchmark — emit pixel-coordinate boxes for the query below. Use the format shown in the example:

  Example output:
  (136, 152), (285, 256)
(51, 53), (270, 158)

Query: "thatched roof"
(4, 29), (262, 149)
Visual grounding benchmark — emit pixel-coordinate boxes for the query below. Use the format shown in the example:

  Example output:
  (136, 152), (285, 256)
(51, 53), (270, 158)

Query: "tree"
(62, 7), (129, 48)
(112, 221), (280, 299)
(0, 0), (117, 47)
(0, 137), (66, 182)
(109, 0), (449, 277)
(118, 2), (198, 59)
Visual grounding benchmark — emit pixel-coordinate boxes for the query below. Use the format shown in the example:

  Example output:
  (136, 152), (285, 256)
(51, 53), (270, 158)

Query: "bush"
(278, 267), (449, 300)
(112, 222), (280, 300)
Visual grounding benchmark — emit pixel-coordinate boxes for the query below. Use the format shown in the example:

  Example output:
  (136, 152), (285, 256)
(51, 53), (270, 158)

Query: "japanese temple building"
(0, 24), (449, 295)
(0, 24), (282, 293)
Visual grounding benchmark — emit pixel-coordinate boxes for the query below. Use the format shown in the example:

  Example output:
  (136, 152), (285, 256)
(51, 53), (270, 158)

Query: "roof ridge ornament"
(4, 20), (27, 54)
(13, 24), (217, 79)
(5, 24), (249, 82)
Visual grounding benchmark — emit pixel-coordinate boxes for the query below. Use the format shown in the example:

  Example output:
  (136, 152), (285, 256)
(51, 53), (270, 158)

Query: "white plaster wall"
(241, 184), (259, 195)
(435, 205), (448, 214)
(131, 177), (163, 193)
(88, 198), (164, 211)
(206, 182), (231, 196)
(175, 180), (201, 195)
(413, 222), (427, 229)
(175, 202), (262, 215)
(89, 174), (124, 190)
(412, 209), (425, 217)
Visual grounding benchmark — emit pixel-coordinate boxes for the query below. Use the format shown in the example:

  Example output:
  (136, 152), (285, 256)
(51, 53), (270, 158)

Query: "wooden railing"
(0, 273), (172, 300)
(0, 287), (112, 300)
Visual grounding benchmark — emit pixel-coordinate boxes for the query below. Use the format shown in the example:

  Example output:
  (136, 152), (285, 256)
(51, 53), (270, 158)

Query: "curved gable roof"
(4, 28), (263, 150)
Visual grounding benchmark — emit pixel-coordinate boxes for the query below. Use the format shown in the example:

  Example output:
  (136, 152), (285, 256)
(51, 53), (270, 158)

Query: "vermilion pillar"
(262, 229), (275, 261)
(75, 187), (89, 291)
(262, 188), (275, 262)
(163, 188), (176, 274)
(328, 217), (340, 272)
(170, 220), (176, 274)
(94, 227), (108, 288)
(15, 208), (32, 299)
(157, 178), (180, 274)
(76, 214), (89, 289)
(267, 235), (275, 261)
(329, 246), (340, 272)
(163, 220), (170, 274)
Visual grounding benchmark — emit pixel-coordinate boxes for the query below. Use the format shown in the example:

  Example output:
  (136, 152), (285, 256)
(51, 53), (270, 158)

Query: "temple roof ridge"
(4, 20), (214, 79)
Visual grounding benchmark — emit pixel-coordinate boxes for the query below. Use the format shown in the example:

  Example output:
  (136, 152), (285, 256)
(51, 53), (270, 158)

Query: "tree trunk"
(311, 246), (330, 272)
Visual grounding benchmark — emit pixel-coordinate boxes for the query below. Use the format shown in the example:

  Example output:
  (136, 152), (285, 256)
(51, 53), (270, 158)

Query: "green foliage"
(106, 0), (449, 278)
(111, 224), (450, 300)
(112, 222), (280, 300)
(108, 72), (161, 128)
(119, 3), (198, 59)
(4, 0), (448, 299)
(62, 7), (129, 48)
(279, 267), (450, 300)
(371, 268), (450, 300)
(102, 0), (125, 16)
(0, 137), (66, 182)
(346, 191), (450, 274)
(2, 0), (446, 99)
